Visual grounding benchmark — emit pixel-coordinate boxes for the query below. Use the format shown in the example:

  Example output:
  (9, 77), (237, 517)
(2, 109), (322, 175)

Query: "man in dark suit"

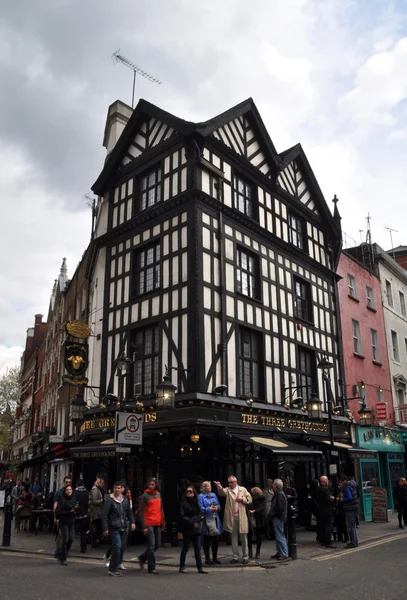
(314, 476), (335, 548)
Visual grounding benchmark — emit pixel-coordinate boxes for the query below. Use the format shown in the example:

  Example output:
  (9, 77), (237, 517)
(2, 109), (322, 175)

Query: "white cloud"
(2, 0), (407, 368)
(338, 37), (407, 126)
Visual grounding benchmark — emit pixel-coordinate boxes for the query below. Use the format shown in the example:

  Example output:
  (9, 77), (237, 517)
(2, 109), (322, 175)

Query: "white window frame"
(371, 328), (379, 362)
(352, 319), (362, 355)
(391, 329), (400, 362)
(386, 280), (394, 308)
(399, 291), (406, 317)
(348, 274), (357, 299)
(366, 286), (374, 309)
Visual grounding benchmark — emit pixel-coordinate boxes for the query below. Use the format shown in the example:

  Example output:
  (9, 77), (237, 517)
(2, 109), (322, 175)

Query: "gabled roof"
(277, 142), (342, 235)
(92, 97), (281, 195)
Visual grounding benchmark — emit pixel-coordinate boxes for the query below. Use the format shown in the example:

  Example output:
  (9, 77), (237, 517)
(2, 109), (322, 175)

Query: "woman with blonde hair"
(248, 487), (267, 559)
(198, 481), (222, 565)
(90, 477), (106, 547)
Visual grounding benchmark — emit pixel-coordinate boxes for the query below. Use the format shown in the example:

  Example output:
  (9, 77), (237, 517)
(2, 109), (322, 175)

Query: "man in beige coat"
(215, 476), (252, 564)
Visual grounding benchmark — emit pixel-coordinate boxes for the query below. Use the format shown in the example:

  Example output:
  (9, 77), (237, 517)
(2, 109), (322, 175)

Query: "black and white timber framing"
(90, 97), (344, 414)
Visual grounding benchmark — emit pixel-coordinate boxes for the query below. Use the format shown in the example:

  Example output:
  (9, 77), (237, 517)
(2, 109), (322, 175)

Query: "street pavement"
(0, 511), (403, 566)
(1, 534), (407, 600)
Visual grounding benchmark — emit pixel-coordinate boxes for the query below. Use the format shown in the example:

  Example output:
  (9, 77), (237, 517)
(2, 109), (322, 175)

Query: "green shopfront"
(356, 426), (405, 520)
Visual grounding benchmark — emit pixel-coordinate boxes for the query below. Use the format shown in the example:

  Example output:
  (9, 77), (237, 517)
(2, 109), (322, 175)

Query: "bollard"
(287, 504), (297, 560)
(2, 493), (13, 547)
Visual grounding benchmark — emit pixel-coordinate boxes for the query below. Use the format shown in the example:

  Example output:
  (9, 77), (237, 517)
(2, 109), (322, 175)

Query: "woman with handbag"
(198, 481), (222, 565)
(248, 487), (267, 559)
(179, 487), (208, 574)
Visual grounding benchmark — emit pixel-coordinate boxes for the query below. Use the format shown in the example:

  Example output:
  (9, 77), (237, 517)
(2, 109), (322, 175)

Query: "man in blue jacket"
(102, 481), (135, 577)
(339, 477), (359, 548)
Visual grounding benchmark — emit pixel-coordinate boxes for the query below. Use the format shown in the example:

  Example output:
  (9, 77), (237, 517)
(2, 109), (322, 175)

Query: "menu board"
(372, 488), (388, 522)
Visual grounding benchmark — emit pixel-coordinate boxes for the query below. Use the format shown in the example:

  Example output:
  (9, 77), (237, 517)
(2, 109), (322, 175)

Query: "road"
(1, 535), (407, 600)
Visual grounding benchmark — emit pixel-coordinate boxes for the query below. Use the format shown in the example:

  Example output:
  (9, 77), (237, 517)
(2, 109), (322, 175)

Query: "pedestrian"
(23, 477), (30, 492)
(11, 479), (23, 515)
(138, 478), (165, 575)
(339, 476), (359, 548)
(348, 476), (360, 528)
(179, 486), (208, 574)
(104, 482), (132, 568)
(248, 487), (267, 559)
(393, 478), (407, 529)
(55, 484), (76, 566)
(102, 481), (135, 577)
(314, 475), (335, 549)
(90, 477), (106, 547)
(75, 479), (90, 553)
(29, 476), (42, 497)
(335, 480), (349, 544)
(53, 475), (72, 560)
(262, 478), (274, 538)
(270, 479), (289, 561)
(198, 481), (222, 565)
(214, 476), (252, 564)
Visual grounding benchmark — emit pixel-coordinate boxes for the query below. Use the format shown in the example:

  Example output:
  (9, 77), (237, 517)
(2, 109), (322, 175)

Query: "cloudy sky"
(1, 0), (407, 374)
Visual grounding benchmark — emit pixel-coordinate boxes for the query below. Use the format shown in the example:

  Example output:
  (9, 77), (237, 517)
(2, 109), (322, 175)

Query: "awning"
(231, 434), (322, 456)
(309, 437), (377, 455)
(71, 440), (117, 458)
(348, 448), (377, 455)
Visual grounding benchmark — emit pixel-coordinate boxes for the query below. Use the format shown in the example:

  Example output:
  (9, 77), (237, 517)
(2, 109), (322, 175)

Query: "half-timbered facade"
(83, 98), (350, 525)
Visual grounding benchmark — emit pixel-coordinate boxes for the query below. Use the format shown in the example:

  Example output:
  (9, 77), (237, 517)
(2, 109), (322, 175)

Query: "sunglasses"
(186, 490), (194, 494)
(228, 481), (236, 484)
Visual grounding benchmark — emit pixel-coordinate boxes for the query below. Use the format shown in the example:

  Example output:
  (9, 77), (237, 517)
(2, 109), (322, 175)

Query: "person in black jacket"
(75, 480), (89, 553)
(314, 476), (335, 549)
(270, 479), (288, 560)
(179, 486), (208, 574)
(393, 478), (407, 529)
(102, 481), (135, 577)
(55, 485), (76, 566)
(248, 487), (267, 559)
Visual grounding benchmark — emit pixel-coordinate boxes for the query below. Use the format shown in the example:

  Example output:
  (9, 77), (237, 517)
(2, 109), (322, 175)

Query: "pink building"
(337, 251), (394, 425)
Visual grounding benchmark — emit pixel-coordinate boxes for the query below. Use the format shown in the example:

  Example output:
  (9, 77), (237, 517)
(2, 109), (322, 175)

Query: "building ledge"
(353, 352), (365, 360)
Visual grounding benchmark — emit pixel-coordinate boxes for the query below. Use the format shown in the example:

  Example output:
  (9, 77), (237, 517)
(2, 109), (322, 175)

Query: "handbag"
(205, 515), (219, 537)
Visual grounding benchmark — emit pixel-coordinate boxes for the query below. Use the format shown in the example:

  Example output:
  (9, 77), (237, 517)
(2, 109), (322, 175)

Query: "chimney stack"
(103, 100), (133, 157)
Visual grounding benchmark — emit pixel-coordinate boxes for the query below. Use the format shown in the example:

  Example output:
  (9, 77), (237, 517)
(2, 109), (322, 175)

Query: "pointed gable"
(212, 114), (273, 178)
(277, 159), (319, 215)
(122, 116), (177, 166)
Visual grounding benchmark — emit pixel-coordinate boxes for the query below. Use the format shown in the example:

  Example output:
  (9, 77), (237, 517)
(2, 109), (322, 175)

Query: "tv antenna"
(384, 226), (398, 259)
(112, 49), (162, 109)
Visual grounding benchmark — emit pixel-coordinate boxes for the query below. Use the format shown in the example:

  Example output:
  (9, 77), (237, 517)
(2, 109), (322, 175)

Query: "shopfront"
(71, 398), (351, 529)
(356, 426), (405, 520)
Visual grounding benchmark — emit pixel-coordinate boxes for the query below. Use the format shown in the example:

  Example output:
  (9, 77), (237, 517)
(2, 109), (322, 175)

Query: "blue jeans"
(60, 523), (75, 562)
(139, 526), (161, 571)
(109, 529), (127, 572)
(180, 533), (203, 571)
(273, 518), (288, 558)
(345, 511), (358, 547)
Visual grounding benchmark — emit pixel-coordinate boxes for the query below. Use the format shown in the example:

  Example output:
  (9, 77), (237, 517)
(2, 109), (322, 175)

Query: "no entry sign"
(114, 412), (143, 445)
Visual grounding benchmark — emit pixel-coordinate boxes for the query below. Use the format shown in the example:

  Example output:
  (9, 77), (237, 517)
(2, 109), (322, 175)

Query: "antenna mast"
(384, 226), (398, 259)
(112, 49), (162, 108)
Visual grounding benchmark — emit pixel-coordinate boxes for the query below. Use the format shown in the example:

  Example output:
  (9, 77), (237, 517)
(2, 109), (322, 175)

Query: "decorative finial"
(332, 194), (342, 227)
(60, 257), (67, 276)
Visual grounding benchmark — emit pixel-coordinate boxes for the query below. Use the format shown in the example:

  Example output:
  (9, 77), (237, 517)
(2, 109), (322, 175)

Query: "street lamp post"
(317, 356), (337, 488)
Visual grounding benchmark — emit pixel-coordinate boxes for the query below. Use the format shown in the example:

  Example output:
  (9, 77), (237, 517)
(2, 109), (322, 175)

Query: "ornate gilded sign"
(241, 413), (327, 432)
(66, 320), (91, 339)
(63, 341), (89, 385)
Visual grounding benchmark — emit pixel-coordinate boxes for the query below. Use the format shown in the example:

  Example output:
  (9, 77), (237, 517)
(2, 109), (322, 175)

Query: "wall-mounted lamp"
(190, 433), (200, 444)
(213, 384), (228, 396)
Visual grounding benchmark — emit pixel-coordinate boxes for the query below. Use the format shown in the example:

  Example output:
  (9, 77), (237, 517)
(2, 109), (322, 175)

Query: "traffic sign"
(114, 412), (143, 445)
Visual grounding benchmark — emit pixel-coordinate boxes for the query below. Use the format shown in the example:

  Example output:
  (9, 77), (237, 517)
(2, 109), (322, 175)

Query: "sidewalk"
(0, 512), (403, 567)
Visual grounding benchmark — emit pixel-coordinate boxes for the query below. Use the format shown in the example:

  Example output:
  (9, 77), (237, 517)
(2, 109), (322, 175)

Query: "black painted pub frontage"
(72, 396), (352, 529)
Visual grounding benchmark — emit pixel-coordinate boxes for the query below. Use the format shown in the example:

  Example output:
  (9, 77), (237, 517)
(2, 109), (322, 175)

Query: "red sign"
(375, 402), (388, 421)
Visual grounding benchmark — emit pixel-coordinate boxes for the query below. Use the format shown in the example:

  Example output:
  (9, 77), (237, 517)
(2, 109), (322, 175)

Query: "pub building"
(73, 97), (354, 528)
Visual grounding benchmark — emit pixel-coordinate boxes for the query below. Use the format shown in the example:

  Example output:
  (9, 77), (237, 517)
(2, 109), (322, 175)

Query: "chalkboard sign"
(372, 488), (388, 522)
